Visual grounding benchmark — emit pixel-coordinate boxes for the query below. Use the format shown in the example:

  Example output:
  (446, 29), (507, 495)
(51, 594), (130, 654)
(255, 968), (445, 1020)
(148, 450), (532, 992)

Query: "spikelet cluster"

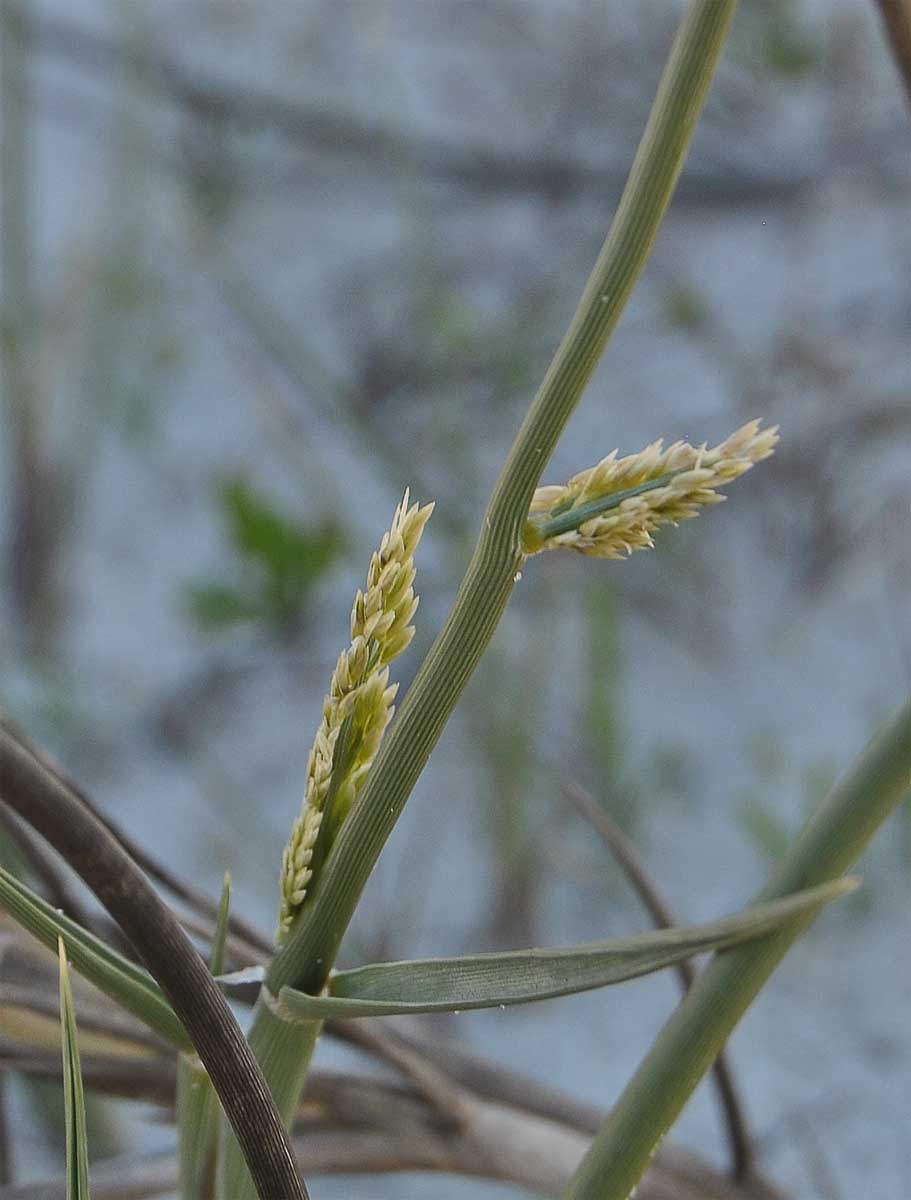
(528, 419), (778, 558)
(277, 490), (433, 939)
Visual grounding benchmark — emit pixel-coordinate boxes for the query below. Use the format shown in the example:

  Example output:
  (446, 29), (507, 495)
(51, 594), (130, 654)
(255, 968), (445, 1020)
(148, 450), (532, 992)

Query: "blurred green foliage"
(738, 794), (791, 862)
(734, 0), (821, 79)
(660, 281), (711, 337)
(741, 738), (848, 869)
(186, 477), (344, 634)
(646, 742), (698, 802)
(747, 726), (787, 782)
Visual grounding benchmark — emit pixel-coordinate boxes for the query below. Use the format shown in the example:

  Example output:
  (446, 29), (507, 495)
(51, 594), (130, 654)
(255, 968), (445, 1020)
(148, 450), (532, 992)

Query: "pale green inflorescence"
(278, 490), (433, 940)
(526, 419), (778, 558)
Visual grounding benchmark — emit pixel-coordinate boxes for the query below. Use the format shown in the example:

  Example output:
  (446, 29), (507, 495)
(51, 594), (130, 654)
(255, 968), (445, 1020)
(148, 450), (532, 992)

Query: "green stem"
(562, 699), (911, 1200)
(224, 2), (739, 1194)
(177, 1055), (219, 1200)
(217, 1002), (322, 1196)
(272, 0), (740, 1002)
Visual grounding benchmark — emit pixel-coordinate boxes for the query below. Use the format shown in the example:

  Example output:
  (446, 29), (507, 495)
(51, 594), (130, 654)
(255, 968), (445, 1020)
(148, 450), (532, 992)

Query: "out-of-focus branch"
(0, 975), (169, 1057)
(874, 0), (911, 108)
(13, 10), (820, 206)
(331, 1018), (609, 1136)
(0, 710), (271, 960)
(562, 777), (754, 1180)
(0, 0), (60, 651)
(0, 806), (94, 933)
(0, 1074), (10, 1186)
(0, 1066), (789, 1200)
(0, 1046), (177, 1107)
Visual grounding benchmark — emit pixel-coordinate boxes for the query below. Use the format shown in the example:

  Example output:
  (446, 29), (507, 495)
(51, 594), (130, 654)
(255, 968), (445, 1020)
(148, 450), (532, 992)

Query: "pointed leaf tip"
(59, 938), (91, 1199)
(276, 880), (855, 1020)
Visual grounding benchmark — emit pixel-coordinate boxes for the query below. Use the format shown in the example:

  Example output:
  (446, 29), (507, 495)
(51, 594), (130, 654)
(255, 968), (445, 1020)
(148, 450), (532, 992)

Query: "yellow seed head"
(277, 489), (431, 939)
(529, 420), (777, 559)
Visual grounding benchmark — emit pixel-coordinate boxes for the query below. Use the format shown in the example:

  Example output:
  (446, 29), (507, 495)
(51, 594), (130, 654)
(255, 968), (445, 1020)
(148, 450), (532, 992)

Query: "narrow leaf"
(0, 866), (189, 1049)
(278, 881), (856, 1019)
(58, 938), (91, 1199)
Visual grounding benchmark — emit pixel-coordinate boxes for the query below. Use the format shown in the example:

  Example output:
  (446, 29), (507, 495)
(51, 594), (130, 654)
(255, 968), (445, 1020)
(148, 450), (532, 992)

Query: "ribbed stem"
(272, 0), (741, 1001)
(224, 3), (739, 1194)
(562, 699), (911, 1199)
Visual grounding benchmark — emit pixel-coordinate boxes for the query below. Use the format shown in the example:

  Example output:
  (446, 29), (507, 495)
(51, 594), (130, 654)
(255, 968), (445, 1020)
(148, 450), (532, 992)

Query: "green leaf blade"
(58, 938), (91, 1200)
(278, 880), (856, 1019)
(184, 584), (259, 630)
(0, 866), (189, 1050)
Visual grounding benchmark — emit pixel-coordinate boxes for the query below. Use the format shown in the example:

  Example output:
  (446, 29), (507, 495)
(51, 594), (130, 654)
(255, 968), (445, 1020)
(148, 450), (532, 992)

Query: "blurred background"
(1, 1), (909, 1196)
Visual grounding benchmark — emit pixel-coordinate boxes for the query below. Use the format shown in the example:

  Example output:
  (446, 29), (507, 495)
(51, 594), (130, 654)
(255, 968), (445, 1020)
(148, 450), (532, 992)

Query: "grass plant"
(1, 2), (909, 1199)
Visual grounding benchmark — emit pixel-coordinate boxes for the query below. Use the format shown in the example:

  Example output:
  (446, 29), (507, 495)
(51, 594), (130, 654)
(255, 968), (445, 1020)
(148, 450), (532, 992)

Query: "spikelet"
(528, 420), (778, 558)
(277, 490), (433, 939)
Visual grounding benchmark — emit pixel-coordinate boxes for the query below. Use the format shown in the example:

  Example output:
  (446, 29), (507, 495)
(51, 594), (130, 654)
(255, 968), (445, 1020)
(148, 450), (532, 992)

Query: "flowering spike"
(277, 490), (432, 939)
(527, 420), (777, 559)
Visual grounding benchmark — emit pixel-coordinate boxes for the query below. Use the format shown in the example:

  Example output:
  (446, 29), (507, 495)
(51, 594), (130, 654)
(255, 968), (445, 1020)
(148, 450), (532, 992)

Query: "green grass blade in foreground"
(278, 881), (855, 1019)
(0, 866), (189, 1050)
(178, 874), (231, 1200)
(177, 1057), (218, 1200)
(563, 700), (911, 1200)
(58, 938), (91, 1200)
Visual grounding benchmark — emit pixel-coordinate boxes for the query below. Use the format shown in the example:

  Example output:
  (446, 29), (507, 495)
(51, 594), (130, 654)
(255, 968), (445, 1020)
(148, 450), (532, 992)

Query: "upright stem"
(223, 3), (739, 1193)
(271, 0), (740, 1000)
(562, 700), (911, 1199)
